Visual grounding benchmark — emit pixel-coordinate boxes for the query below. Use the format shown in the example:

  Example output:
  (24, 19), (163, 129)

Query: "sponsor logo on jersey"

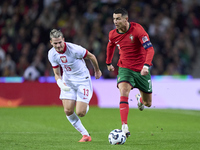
(60, 56), (67, 63)
(129, 34), (134, 43)
(142, 36), (148, 43)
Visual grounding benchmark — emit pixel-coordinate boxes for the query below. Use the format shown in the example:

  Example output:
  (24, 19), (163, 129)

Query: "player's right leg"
(118, 82), (132, 138)
(62, 99), (76, 116)
(122, 123), (130, 138)
(117, 67), (135, 138)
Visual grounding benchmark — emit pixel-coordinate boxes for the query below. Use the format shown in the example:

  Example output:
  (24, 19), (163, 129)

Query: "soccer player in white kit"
(48, 29), (102, 142)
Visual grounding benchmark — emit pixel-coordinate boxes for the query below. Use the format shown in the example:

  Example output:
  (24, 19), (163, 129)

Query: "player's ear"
(125, 16), (128, 21)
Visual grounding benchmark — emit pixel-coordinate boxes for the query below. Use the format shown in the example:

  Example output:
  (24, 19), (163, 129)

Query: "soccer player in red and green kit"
(106, 8), (155, 137)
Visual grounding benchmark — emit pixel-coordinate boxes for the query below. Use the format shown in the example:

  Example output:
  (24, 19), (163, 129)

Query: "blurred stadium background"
(0, 0), (200, 108)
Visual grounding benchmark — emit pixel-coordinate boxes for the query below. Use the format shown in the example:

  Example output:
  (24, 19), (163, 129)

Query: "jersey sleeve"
(48, 50), (59, 68)
(137, 25), (154, 66)
(106, 31), (116, 64)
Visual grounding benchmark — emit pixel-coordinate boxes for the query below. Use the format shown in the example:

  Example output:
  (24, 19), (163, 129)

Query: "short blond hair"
(50, 29), (63, 40)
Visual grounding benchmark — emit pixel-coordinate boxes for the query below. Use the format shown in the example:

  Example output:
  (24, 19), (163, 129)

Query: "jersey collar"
(56, 42), (67, 54)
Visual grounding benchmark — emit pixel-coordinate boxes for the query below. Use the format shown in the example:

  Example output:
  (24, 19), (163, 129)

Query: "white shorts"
(59, 78), (93, 104)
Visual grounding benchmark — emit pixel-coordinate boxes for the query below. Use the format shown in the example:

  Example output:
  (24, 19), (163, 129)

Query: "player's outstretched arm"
(85, 51), (102, 79)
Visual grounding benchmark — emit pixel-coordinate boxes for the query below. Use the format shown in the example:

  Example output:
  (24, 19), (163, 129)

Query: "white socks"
(86, 105), (89, 114)
(67, 112), (89, 136)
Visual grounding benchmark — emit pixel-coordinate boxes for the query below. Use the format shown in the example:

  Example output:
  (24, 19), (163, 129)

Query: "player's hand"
(57, 79), (71, 91)
(140, 67), (149, 76)
(107, 64), (115, 72)
(62, 83), (71, 91)
(95, 70), (102, 79)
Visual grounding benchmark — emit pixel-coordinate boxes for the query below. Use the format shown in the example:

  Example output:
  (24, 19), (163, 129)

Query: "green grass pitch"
(0, 106), (200, 150)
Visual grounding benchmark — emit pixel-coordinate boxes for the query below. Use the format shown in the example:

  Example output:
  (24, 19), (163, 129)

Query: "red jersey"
(106, 22), (154, 72)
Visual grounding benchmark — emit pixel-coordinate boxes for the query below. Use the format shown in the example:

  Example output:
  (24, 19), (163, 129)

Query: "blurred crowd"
(0, 0), (200, 80)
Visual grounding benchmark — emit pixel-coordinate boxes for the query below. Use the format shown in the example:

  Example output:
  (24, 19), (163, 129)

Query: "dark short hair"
(113, 8), (128, 16)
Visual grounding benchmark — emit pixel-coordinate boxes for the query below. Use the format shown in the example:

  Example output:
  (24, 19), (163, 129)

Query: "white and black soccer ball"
(108, 129), (126, 145)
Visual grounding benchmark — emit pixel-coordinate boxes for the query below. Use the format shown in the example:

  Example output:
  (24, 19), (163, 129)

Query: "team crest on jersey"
(118, 77), (120, 81)
(129, 34), (134, 43)
(60, 56), (67, 63)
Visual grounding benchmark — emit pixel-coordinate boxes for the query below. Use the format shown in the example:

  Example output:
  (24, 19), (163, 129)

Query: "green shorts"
(117, 67), (152, 93)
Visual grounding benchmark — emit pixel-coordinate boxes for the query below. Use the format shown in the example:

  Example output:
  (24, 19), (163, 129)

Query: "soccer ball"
(108, 129), (126, 145)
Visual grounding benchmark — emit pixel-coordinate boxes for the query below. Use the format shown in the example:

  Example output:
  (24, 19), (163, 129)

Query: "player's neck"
(56, 43), (66, 54)
(118, 22), (130, 33)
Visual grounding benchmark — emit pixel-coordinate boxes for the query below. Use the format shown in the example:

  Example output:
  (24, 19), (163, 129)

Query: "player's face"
(113, 13), (127, 30)
(50, 36), (65, 52)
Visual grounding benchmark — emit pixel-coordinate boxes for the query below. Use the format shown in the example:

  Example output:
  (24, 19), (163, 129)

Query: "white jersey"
(48, 42), (90, 81)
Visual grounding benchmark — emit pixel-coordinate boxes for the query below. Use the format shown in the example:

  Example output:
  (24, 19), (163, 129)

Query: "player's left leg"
(75, 101), (91, 142)
(136, 90), (152, 111)
(139, 90), (152, 107)
(76, 101), (88, 117)
(62, 100), (91, 142)
(75, 80), (93, 142)
(134, 69), (152, 110)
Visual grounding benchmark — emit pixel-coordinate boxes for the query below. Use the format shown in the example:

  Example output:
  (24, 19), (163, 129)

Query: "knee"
(64, 109), (74, 116)
(76, 110), (86, 117)
(143, 101), (152, 107)
(120, 88), (130, 96)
